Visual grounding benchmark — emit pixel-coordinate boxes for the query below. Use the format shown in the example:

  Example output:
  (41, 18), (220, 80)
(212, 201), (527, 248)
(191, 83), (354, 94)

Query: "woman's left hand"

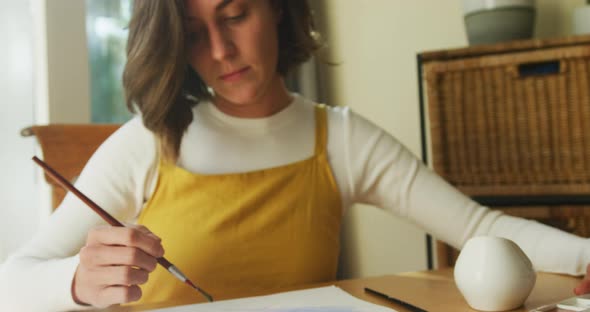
(574, 264), (590, 295)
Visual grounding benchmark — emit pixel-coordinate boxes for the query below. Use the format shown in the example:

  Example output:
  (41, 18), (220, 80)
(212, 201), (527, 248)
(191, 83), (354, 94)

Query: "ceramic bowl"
(463, 0), (536, 45)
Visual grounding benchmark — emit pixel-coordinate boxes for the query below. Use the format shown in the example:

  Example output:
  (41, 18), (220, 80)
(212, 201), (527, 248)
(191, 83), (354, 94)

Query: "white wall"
(44, 0), (91, 123)
(535, 0), (586, 38)
(0, 0), (90, 263)
(0, 0), (38, 262)
(319, 0), (466, 278)
(319, 0), (588, 278)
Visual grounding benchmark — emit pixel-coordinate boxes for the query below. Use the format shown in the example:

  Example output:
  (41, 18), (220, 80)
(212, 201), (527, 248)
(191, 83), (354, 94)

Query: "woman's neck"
(212, 76), (293, 118)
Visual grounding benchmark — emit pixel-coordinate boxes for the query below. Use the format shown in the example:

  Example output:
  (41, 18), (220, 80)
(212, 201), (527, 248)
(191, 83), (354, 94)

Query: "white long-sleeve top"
(1, 94), (589, 312)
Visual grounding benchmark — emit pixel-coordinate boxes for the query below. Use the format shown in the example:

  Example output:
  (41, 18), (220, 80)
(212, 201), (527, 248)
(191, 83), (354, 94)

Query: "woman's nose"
(209, 27), (235, 61)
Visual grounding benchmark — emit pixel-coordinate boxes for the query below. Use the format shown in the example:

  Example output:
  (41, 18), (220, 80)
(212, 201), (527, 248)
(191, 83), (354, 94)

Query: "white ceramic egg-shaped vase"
(454, 236), (536, 311)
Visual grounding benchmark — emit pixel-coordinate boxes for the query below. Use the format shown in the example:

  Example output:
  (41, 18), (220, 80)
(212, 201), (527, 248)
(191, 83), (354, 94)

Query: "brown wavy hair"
(123, 0), (321, 161)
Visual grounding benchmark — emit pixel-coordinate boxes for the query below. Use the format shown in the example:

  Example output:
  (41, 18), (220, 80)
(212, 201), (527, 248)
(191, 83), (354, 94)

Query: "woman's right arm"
(0, 117), (159, 311)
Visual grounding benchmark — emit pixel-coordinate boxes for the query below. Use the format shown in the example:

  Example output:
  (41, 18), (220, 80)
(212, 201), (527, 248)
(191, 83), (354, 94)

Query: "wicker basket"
(423, 41), (590, 197)
(419, 35), (590, 267)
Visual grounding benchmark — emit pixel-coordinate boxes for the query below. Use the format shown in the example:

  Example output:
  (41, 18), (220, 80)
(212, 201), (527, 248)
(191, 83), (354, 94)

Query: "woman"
(1, 0), (590, 310)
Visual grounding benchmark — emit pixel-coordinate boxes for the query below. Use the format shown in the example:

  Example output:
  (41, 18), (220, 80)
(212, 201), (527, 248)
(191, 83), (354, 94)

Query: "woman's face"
(185, 0), (282, 108)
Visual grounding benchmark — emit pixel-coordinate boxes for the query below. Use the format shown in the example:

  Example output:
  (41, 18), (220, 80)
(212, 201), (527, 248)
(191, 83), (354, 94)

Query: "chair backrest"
(21, 124), (120, 209)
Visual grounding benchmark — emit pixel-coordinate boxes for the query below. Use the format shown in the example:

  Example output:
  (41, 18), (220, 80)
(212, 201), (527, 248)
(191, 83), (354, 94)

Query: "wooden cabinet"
(418, 35), (590, 268)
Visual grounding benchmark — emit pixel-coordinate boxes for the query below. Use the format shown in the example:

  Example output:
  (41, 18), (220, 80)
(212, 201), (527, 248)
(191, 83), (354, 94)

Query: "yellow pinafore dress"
(134, 105), (342, 305)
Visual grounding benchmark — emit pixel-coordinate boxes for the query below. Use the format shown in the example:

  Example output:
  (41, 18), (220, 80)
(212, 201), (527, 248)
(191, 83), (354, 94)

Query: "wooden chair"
(418, 35), (590, 268)
(21, 124), (120, 209)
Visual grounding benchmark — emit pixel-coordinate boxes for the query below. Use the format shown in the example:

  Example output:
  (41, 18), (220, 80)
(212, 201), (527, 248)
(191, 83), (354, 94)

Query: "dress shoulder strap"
(314, 104), (328, 156)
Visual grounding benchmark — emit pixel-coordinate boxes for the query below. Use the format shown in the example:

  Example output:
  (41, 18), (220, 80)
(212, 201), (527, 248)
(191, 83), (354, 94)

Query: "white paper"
(146, 286), (398, 312)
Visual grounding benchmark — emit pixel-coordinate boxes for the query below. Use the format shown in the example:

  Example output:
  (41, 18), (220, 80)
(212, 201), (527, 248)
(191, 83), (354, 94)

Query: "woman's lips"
(219, 67), (249, 81)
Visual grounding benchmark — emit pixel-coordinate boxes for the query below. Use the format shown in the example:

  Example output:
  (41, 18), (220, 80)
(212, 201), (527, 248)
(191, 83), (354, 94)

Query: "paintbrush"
(32, 156), (213, 302)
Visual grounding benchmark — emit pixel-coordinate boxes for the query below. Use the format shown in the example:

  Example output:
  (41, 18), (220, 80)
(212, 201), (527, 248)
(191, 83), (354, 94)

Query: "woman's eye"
(224, 11), (247, 23)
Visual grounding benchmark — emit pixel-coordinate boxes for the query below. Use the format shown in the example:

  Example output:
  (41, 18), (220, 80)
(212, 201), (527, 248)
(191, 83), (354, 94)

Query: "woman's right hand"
(72, 224), (164, 307)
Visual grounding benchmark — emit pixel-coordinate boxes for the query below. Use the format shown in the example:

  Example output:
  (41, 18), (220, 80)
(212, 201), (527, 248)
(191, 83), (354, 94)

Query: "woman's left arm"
(341, 109), (590, 281)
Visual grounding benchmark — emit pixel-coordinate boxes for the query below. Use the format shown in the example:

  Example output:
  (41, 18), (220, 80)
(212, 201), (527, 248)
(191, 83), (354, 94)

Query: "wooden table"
(98, 268), (582, 312)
